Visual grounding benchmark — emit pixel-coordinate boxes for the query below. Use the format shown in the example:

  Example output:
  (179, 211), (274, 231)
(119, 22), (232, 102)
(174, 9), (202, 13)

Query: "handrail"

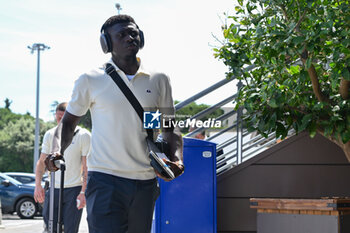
(207, 124), (236, 142)
(189, 94), (237, 121)
(215, 129), (251, 150)
(174, 63), (295, 175)
(185, 109), (236, 138)
(175, 78), (235, 111)
(175, 64), (255, 111)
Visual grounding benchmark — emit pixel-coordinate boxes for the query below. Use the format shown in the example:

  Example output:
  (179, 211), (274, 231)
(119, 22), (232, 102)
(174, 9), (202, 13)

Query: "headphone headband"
(100, 22), (144, 53)
(101, 21), (140, 33)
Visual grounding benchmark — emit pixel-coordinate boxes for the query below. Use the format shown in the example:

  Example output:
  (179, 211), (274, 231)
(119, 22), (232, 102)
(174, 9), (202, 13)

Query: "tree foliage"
(215, 0), (350, 160)
(0, 108), (32, 130)
(4, 98), (12, 109)
(0, 107), (55, 172)
(50, 100), (91, 130)
(0, 118), (36, 171)
(49, 100), (59, 115)
(174, 101), (224, 133)
(79, 110), (92, 130)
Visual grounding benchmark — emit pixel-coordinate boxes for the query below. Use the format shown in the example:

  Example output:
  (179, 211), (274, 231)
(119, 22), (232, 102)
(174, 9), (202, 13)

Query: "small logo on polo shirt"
(144, 110), (161, 129)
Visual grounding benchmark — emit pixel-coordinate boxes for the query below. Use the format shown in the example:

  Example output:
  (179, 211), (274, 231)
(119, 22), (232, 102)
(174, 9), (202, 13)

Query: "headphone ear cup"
(139, 30), (145, 49)
(100, 33), (112, 53)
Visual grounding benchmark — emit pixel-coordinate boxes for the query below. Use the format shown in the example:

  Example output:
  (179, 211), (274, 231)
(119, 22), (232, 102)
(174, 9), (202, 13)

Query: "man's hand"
(167, 160), (184, 177)
(76, 193), (86, 210)
(155, 160), (184, 182)
(34, 185), (45, 203)
(44, 153), (64, 172)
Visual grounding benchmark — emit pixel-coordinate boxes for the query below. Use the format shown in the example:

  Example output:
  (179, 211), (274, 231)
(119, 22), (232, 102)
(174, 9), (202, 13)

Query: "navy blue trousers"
(43, 186), (83, 233)
(86, 171), (159, 233)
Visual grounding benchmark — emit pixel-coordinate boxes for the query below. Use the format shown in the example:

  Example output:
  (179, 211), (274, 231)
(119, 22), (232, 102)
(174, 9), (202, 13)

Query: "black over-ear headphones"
(99, 23), (145, 54)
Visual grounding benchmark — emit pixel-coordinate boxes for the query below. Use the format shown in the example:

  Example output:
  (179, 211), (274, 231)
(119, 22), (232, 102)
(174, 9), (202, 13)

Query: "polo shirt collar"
(106, 58), (150, 77)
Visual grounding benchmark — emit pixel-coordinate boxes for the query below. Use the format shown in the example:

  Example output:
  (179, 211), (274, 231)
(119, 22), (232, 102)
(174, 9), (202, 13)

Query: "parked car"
(0, 172), (42, 219)
(5, 172), (48, 185)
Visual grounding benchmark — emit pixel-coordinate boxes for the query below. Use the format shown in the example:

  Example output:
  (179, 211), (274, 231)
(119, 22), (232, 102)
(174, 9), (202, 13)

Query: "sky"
(0, 0), (237, 122)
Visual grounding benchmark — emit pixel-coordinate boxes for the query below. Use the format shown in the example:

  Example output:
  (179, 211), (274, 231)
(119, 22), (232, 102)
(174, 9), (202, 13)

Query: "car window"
(0, 174), (22, 185)
(16, 177), (35, 184)
(0, 177), (8, 187)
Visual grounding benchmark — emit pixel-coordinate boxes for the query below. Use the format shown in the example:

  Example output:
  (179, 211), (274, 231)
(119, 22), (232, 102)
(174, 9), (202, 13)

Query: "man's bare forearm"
(35, 154), (47, 186)
(81, 157), (88, 192)
(162, 123), (183, 162)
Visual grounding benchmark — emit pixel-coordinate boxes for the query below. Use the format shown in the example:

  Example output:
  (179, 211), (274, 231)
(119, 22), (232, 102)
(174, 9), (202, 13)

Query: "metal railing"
(175, 66), (295, 176)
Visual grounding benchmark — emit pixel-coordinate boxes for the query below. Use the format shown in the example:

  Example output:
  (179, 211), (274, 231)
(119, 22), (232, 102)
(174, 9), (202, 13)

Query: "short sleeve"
(66, 74), (91, 117)
(80, 130), (91, 157)
(158, 74), (175, 120)
(41, 130), (52, 154)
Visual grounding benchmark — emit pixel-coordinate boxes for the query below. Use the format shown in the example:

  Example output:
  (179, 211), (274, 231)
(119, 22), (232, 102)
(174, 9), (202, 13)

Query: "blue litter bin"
(152, 137), (217, 233)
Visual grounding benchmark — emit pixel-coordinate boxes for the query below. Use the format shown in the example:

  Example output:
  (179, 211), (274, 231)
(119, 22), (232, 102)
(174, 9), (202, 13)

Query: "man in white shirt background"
(34, 102), (91, 233)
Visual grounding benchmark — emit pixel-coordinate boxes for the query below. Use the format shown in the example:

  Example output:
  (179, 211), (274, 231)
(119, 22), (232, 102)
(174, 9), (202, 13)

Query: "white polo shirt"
(41, 126), (91, 188)
(66, 59), (175, 180)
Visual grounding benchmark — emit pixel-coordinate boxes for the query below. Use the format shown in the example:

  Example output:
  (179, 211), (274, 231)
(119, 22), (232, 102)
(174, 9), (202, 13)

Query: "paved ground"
(0, 208), (88, 233)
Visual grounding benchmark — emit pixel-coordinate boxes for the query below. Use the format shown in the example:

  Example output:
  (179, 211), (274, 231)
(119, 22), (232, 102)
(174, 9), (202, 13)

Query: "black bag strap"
(105, 63), (153, 139)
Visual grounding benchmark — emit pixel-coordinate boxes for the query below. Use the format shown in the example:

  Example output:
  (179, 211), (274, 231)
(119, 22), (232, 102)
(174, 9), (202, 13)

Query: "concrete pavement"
(0, 208), (88, 233)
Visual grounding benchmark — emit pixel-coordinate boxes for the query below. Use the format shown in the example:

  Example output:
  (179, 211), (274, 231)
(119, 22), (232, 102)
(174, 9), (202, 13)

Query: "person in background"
(34, 102), (91, 233)
(189, 126), (206, 140)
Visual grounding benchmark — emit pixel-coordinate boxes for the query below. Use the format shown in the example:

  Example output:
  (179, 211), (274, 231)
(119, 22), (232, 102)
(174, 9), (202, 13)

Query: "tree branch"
(318, 129), (350, 162)
(296, 0), (302, 18)
(293, 10), (307, 33)
(290, 7), (327, 103)
(307, 64), (326, 102)
(300, 49), (329, 102)
(279, 5), (289, 22)
(339, 78), (350, 100)
(285, 105), (308, 115)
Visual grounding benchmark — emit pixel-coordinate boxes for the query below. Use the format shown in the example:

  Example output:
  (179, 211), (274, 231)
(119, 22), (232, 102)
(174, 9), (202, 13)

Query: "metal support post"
(34, 48), (40, 172)
(48, 172), (55, 233)
(27, 43), (50, 172)
(115, 3), (122, 14)
(236, 80), (243, 164)
(57, 162), (65, 233)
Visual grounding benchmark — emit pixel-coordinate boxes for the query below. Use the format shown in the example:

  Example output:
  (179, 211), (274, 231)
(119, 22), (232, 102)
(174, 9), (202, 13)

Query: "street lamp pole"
(27, 43), (50, 172)
(115, 3), (122, 14)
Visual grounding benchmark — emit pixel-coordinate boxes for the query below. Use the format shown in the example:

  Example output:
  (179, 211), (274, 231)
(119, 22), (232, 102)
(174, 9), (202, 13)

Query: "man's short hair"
(101, 14), (137, 33)
(56, 102), (67, 112)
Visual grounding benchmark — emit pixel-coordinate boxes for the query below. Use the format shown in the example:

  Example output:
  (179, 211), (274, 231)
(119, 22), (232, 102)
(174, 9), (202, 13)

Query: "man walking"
(34, 102), (91, 233)
(49, 15), (184, 233)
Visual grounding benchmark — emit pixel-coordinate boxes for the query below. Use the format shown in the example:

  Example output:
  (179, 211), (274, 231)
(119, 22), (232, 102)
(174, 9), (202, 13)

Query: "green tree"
(0, 107), (32, 130)
(215, 0), (350, 160)
(0, 108), (55, 172)
(4, 98), (12, 109)
(50, 101), (92, 130)
(0, 118), (35, 171)
(79, 110), (92, 130)
(175, 101), (224, 133)
(49, 100), (59, 116)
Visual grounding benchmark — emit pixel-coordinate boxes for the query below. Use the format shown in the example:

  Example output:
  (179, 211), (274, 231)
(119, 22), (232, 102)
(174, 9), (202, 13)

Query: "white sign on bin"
(202, 151), (212, 158)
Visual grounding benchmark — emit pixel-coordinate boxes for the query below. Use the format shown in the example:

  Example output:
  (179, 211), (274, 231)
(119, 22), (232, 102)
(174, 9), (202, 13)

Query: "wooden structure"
(250, 198), (350, 233)
(217, 132), (350, 233)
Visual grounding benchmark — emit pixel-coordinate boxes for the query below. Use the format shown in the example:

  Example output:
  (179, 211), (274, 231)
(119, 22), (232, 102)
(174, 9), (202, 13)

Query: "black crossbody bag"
(105, 63), (175, 180)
